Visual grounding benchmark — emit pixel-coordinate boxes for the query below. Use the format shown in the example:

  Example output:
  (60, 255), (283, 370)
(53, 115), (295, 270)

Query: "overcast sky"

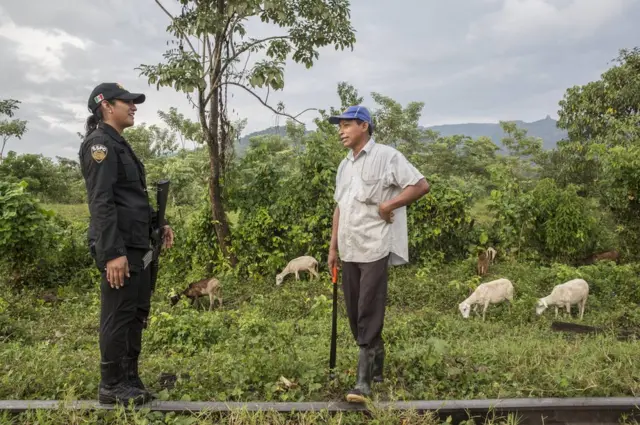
(0, 0), (638, 161)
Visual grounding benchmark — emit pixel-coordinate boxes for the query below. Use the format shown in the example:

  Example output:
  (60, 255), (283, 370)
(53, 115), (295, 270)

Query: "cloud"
(0, 0), (638, 160)
(0, 12), (90, 83)
(467, 0), (634, 47)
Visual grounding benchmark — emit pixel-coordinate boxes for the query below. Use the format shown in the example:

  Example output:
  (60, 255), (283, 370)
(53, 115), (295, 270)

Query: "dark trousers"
(341, 254), (389, 348)
(99, 248), (151, 363)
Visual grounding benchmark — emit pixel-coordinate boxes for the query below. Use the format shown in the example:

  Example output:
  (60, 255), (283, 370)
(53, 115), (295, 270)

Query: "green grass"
(2, 256), (640, 423)
(43, 203), (90, 222)
(469, 197), (494, 227)
(43, 203), (240, 231)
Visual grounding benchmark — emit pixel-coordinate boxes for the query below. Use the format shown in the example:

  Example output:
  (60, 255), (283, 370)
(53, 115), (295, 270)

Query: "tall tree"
(138, 0), (356, 266)
(124, 123), (178, 163)
(552, 47), (640, 194)
(555, 47), (640, 256)
(558, 47), (640, 144)
(157, 106), (204, 150)
(369, 92), (426, 151)
(0, 99), (28, 164)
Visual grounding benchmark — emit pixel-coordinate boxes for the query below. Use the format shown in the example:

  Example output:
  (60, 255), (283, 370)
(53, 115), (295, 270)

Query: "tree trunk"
(206, 142), (236, 267)
(0, 137), (7, 164)
(205, 91), (236, 267)
(203, 24), (237, 268)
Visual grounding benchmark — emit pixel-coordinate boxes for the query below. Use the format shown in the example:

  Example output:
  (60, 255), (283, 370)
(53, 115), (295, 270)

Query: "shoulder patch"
(91, 144), (108, 163)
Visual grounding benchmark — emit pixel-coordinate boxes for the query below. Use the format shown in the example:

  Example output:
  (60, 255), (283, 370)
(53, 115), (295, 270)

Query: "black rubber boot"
(346, 346), (375, 403)
(122, 357), (156, 402)
(372, 342), (385, 383)
(98, 360), (149, 406)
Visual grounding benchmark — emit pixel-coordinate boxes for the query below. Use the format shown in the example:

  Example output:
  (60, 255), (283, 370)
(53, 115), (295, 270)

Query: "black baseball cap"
(87, 82), (146, 113)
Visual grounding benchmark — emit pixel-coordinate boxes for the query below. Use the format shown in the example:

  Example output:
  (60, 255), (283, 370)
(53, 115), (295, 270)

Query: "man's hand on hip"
(378, 201), (395, 223)
(106, 256), (129, 289)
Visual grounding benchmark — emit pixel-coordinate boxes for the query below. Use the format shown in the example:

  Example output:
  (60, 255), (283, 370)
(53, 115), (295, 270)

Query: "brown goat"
(582, 250), (620, 265)
(477, 251), (489, 276)
(170, 277), (222, 311)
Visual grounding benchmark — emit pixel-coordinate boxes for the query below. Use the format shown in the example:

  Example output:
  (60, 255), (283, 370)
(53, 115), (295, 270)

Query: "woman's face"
(103, 99), (137, 129)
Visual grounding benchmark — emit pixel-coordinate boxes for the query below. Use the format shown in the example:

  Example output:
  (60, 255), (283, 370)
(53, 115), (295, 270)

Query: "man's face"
(338, 119), (368, 149)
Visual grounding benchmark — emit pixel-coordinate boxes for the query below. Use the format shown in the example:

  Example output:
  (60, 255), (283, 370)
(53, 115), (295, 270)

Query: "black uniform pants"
(99, 247), (151, 363)
(341, 254), (389, 348)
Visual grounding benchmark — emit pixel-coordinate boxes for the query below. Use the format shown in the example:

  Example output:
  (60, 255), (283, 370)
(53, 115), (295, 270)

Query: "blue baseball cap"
(328, 105), (374, 133)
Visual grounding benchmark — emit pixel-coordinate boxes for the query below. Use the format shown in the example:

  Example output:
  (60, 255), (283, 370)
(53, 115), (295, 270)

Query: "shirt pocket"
(130, 217), (150, 243)
(355, 176), (383, 205)
(118, 149), (139, 182)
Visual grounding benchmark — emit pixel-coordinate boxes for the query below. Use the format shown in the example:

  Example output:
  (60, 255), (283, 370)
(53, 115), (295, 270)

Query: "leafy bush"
(527, 179), (614, 260)
(159, 197), (226, 290)
(228, 132), (343, 277)
(41, 215), (96, 289)
(0, 151), (86, 204)
(489, 178), (616, 262)
(0, 180), (55, 285)
(407, 174), (476, 263)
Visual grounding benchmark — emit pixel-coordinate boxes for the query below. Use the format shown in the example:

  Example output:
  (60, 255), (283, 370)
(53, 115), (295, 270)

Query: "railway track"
(2, 397), (640, 424)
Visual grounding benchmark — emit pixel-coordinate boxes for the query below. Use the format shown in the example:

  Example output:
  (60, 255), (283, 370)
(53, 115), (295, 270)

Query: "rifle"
(149, 179), (170, 294)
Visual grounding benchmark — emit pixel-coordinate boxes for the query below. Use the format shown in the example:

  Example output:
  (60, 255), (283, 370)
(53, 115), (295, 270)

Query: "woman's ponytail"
(84, 105), (107, 138)
(84, 114), (99, 137)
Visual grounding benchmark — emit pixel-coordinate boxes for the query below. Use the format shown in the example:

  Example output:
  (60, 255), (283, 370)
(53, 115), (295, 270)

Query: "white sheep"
(486, 247), (497, 264)
(275, 255), (319, 286)
(458, 278), (514, 321)
(536, 278), (589, 320)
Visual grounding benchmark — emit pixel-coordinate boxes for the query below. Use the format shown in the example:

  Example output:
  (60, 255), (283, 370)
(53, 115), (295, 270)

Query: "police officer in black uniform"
(79, 82), (175, 405)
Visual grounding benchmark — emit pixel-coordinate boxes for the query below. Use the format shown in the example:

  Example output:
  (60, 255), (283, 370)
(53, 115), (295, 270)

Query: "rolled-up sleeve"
(386, 152), (424, 189)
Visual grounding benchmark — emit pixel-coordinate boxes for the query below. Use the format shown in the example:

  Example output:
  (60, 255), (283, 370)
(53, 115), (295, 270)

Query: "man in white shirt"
(328, 105), (430, 403)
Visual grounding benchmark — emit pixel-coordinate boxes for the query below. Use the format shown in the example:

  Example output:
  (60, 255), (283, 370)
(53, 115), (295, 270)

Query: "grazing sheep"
(276, 256), (319, 286)
(486, 247), (497, 264)
(459, 278), (514, 321)
(477, 251), (489, 276)
(170, 277), (222, 311)
(536, 278), (589, 320)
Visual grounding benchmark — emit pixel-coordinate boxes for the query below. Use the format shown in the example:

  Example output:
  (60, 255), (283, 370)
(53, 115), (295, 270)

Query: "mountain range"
(237, 115), (568, 153)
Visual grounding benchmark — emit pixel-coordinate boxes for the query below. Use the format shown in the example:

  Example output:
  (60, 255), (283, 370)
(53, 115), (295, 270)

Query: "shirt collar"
(99, 122), (126, 144)
(347, 137), (375, 161)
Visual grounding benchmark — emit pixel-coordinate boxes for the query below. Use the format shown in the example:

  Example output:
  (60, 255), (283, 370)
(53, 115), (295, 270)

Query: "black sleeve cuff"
(98, 246), (127, 266)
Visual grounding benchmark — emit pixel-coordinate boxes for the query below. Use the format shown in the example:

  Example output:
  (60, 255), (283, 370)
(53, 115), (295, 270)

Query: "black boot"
(372, 342), (385, 383)
(346, 346), (375, 403)
(122, 357), (156, 402)
(98, 360), (149, 406)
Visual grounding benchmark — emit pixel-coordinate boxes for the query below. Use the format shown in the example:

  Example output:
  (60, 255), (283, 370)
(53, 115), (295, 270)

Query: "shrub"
(407, 174), (476, 263)
(0, 180), (56, 286)
(41, 215), (95, 289)
(489, 178), (616, 262)
(158, 196), (227, 292)
(228, 133), (342, 277)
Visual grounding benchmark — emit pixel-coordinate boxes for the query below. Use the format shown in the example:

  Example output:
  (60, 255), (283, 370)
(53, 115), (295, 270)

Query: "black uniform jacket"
(79, 122), (155, 269)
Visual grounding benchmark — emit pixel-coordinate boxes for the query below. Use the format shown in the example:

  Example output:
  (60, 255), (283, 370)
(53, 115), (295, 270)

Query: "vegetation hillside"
(236, 115), (567, 155)
(426, 115), (568, 151)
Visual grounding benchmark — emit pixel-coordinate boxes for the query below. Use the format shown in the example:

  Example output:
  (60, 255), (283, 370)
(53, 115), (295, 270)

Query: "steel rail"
(2, 397), (640, 424)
